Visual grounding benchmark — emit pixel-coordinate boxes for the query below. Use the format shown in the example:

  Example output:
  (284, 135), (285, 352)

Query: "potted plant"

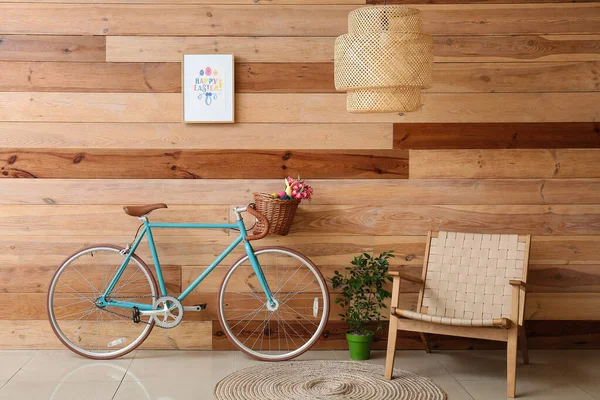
(331, 251), (394, 360)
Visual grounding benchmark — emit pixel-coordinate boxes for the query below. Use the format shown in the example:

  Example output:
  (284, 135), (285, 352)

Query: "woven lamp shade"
(334, 6), (433, 113)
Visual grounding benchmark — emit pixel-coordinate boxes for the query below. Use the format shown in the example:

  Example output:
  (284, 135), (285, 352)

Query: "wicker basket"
(253, 192), (301, 236)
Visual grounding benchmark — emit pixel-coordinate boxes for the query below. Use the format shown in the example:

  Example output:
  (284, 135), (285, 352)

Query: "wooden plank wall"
(0, 0), (599, 351)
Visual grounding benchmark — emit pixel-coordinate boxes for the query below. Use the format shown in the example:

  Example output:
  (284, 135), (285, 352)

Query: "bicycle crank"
(142, 296), (184, 329)
(183, 303), (207, 312)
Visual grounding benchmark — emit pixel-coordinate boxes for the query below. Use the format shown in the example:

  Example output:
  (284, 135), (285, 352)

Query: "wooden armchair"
(385, 231), (531, 398)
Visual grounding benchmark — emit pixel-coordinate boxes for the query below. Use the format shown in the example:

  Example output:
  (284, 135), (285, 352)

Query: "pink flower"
(279, 175), (313, 201)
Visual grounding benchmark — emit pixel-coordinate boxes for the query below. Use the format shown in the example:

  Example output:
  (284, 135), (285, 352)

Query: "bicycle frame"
(97, 215), (274, 312)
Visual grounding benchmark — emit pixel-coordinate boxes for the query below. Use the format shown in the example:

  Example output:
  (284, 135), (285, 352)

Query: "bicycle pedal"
(132, 306), (141, 323)
(183, 303), (207, 312)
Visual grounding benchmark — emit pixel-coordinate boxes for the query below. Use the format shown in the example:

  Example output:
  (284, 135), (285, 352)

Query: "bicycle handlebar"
(242, 204), (270, 241)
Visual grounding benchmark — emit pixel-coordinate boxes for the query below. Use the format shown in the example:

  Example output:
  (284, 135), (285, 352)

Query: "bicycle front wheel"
(47, 245), (158, 359)
(218, 247), (329, 361)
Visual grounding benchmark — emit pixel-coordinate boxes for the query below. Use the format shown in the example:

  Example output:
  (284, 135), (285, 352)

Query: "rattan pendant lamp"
(334, 3), (433, 113)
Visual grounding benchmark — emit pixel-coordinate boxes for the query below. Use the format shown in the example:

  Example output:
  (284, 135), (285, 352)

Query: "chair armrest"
(389, 271), (423, 284)
(509, 280), (528, 291)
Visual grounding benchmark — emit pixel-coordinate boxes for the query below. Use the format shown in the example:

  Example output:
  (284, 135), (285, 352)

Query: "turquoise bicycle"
(47, 203), (330, 361)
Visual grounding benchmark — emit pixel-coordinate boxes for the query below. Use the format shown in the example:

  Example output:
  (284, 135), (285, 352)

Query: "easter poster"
(182, 54), (235, 123)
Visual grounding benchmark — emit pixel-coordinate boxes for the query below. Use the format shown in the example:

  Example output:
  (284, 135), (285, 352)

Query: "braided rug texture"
(213, 360), (447, 400)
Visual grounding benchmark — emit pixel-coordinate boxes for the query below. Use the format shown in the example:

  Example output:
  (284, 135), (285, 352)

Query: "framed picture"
(182, 54), (235, 123)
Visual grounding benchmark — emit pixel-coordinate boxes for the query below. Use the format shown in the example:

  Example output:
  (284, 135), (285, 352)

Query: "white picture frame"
(182, 54), (235, 123)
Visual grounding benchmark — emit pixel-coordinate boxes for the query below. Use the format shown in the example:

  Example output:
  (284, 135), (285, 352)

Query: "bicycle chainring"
(152, 296), (184, 329)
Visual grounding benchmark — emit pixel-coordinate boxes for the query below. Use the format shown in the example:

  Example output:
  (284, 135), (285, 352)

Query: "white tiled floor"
(0, 349), (598, 399)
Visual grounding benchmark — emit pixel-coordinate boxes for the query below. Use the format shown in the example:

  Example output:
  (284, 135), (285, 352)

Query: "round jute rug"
(213, 360), (447, 400)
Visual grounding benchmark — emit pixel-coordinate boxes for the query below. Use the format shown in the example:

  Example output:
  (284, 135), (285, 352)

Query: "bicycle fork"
(244, 240), (277, 310)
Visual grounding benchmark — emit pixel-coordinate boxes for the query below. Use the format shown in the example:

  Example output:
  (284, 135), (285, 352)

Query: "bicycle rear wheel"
(47, 245), (157, 359)
(218, 247), (329, 361)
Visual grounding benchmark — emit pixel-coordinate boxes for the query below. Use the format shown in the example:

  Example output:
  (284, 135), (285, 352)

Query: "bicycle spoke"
(279, 318), (307, 347)
(111, 269), (144, 295)
(219, 248), (328, 361)
(279, 279), (321, 306)
(250, 309), (274, 350)
(49, 247), (156, 359)
(231, 303), (267, 333)
(244, 311), (274, 347)
(276, 268), (313, 302)
(71, 265), (101, 298)
(277, 311), (319, 337)
(57, 282), (98, 306)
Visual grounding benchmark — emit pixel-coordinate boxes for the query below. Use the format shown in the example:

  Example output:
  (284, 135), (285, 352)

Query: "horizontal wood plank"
(2, 234), (597, 278)
(107, 35), (600, 63)
(0, 35), (105, 62)
(526, 293), (600, 320)
(0, 61), (331, 93)
(2, 92), (598, 123)
(434, 35), (600, 63)
(377, 235), (600, 267)
(0, 319), (595, 350)
(370, 0), (598, 3)
(1, 4), (598, 36)
(0, 4), (352, 36)
(0, 320), (211, 350)
(530, 236), (600, 265)
(289, 204), (600, 236)
(418, 4), (600, 36)
(0, 149), (407, 179)
(6, 0), (365, 3)
(0, 205), (230, 237)
(528, 264), (600, 293)
(0, 264), (181, 294)
(0, 122), (392, 150)
(106, 36), (337, 63)
(0, 292), (594, 322)
(5, 178), (600, 205)
(236, 63), (333, 93)
(0, 291), (414, 322)
(410, 149), (600, 179)
(0, 62), (180, 93)
(395, 123), (600, 149)
(524, 321), (600, 350)
(178, 292), (416, 322)
(430, 61), (600, 93)
(180, 266), (418, 297)
(374, 236), (428, 267)
(0, 235), (374, 275)
(215, 320), (600, 350)
(3, 61), (599, 93)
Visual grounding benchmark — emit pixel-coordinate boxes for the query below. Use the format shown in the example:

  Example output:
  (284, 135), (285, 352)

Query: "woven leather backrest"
(421, 232), (529, 320)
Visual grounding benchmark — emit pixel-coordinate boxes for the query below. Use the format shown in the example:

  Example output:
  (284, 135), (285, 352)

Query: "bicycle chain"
(96, 295), (172, 329)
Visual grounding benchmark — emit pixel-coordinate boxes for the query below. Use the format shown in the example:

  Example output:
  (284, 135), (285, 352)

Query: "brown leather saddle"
(123, 203), (167, 217)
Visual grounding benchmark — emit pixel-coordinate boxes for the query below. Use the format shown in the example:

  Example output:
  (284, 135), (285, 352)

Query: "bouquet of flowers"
(271, 176), (314, 201)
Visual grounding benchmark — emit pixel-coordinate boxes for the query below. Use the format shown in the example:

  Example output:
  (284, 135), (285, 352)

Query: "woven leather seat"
(384, 231), (531, 398)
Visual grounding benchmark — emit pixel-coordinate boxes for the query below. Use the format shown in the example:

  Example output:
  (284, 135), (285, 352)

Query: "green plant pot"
(346, 331), (374, 360)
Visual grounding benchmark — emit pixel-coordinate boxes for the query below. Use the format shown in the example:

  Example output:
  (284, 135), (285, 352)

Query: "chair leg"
(420, 333), (432, 354)
(507, 327), (519, 398)
(384, 316), (399, 380)
(518, 326), (529, 365)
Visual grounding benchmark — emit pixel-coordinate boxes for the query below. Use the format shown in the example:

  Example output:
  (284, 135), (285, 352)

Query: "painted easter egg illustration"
(199, 69), (204, 76)
(213, 69), (219, 76)
(205, 67), (212, 76)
